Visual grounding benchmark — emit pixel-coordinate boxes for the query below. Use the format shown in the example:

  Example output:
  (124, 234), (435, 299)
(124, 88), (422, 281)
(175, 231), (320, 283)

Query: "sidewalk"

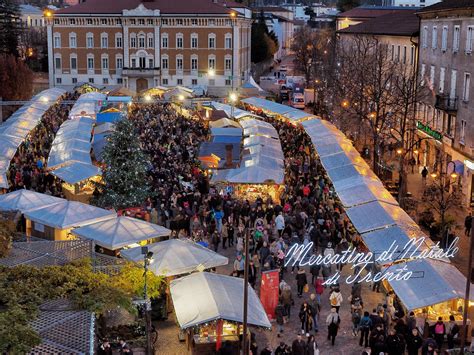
(405, 169), (471, 276)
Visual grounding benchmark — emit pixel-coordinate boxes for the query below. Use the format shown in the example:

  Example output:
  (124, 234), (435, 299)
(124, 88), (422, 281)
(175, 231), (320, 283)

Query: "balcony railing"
(435, 94), (458, 112)
(122, 67), (161, 77)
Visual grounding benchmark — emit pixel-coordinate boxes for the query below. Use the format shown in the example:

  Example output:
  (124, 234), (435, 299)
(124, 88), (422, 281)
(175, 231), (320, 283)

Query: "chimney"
(225, 144), (234, 168)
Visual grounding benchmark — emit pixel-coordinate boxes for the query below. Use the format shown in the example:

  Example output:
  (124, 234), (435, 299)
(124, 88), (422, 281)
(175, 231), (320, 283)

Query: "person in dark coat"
(248, 260), (257, 288)
(326, 308), (340, 346)
(299, 302), (313, 337)
(296, 269), (308, 297)
(292, 334), (307, 355)
(306, 335), (318, 355)
(275, 302), (287, 337)
(385, 329), (406, 355)
(406, 328), (423, 355)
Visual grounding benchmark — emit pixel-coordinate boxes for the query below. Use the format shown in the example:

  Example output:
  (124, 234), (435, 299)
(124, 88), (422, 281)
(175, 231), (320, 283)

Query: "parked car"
(280, 85), (290, 101)
(290, 93), (305, 109)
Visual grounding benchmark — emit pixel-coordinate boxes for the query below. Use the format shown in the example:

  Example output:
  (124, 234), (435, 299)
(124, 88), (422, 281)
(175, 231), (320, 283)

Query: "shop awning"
(336, 181), (398, 208)
(0, 189), (63, 213)
(243, 135), (281, 150)
(51, 162), (101, 184)
(24, 200), (116, 229)
(71, 216), (170, 250)
(170, 272), (271, 329)
(210, 128), (243, 137)
(243, 125), (279, 139)
(209, 118), (241, 129)
(345, 200), (419, 234)
(383, 259), (474, 311)
(121, 239), (228, 277)
(241, 97), (316, 122)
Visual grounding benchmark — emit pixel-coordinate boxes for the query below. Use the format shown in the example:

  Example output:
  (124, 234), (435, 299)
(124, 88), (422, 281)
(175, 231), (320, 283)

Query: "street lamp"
(141, 246), (154, 355)
(208, 69), (215, 77)
(396, 148), (403, 155)
(229, 92), (238, 118)
(341, 100), (349, 108)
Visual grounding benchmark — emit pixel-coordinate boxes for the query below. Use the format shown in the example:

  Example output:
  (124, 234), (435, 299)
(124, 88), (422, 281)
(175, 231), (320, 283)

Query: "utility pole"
(460, 226), (474, 354)
(242, 228), (250, 355)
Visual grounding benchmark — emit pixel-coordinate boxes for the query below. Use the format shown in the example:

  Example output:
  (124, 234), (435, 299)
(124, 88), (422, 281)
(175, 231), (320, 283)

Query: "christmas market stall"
(170, 272), (271, 355)
(0, 87), (66, 189)
(71, 216), (171, 255)
(383, 259), (474, 339)
(0, 189), (63, 213)
(23, 200), (116, 241)
(51, 162), (102, 202)
(69, 92), (107, 119)
(241, 97), (317, 124)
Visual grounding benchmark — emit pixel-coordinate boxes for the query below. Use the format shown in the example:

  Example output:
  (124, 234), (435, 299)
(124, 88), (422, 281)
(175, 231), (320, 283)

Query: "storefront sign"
(260, 270), (280, 321)
(285, 237), (459, 286)
(417, 121), (443, 141)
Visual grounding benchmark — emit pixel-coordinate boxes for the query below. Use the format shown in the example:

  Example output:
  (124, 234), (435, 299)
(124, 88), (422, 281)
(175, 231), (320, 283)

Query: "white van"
(290, 93), (305, 109)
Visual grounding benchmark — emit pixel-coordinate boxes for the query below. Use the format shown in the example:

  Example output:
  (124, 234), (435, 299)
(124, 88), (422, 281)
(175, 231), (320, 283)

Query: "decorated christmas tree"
(93, 117), (152, 210)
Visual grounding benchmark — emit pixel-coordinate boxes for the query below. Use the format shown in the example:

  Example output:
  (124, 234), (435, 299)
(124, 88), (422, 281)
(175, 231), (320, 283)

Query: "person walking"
(385, 329), (406, 355)
(329, 287), (343, 313)
(465, 212), (472, 237)
(233, 254), (244, 277)
(308, 293), (320, 332)
(296, 268), (308, 298)
(248, 260), (257, 288)
(326, 307), (340, 346)
(275, 302), (287, 337)
(314, 276), (324, 304)
(299, 302), (313, 337)
(292, 334), (307, 355)
(433, 317), (445, 351)
(280, 284), (294, 318)
(406, 328), (423, 355)
(306, 335), (319, 355)
(359, 311), (372, 347)
(446, 315), (459, 350)
(275, 211), (285, 236)
(421, 166), (428, 186)
(211, 231), (220, 252)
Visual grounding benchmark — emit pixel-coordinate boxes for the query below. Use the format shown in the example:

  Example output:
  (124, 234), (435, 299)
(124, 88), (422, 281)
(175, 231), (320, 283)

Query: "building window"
(89, 78), (94, 83)
(102, 57), (109, 70)
(191, 57), (198, 71)
(130, 37), (136, 48)
(162, 78), (168, 85)
(410, 46), (415, 65)
(208, 57), (216, 69)
(117, 78), (123, 84)
(139, 57), (145, 68)
(463, 72), (471, 102)
(55, 57), (61, 70)
(450, 70), (457, 98)
(225, 79), (231, 86)
(439, 67), (445, 93)
(208, 34), (216, 49)
(403, 46), (407, 64)
(441, 26), (448, 52)
(161, 57), (168, 69)
(225, 35), (232, 49)
(453, 25), (460, 53)
(177, 57), (183, 70)
(69, 33), (76, 48)
(72, 77), (77, 84)
(460, 119), (466, 143)
(116, 57), (123, 69)
(431, 26), (437, 49)
(101, 34), (108, 48)
(161, 34), (168, 48)
(87, 57), (94, 70)
(191, 34), (198, 49)
(192, 79), (197, 85)
(116, 34), (122, 48)
(103, 78), (109, 84)
(148, 58), (153, 68)
(422, 26), (428, 48)
(420, 63), (426, 85)
(148, 36), (153, 48)
(138, 35), (145, 48)
(131, 58), (136, 68)
(225, 58), (232, 71)
(177, 79), (183, 85)
(56, 77), (62, 84)
(391, 45), (395, 61)
(396, 46), (400, 62)
(70, 56), (77, 70)
(176, 34), (183, 48)
(87, 34), (94, 48)
(467, 26), (474, 54)
(53, 34), (61, 48)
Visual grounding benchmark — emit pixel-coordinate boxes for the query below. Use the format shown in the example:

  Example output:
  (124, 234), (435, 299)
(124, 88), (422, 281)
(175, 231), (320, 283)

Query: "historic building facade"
(417, 1), (474, 206)
(46, 0), (252, 94)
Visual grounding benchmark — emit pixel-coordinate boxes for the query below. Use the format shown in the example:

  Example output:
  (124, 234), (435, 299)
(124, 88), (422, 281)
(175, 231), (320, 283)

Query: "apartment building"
(46, 0), (252, 94)
(417, 0), (474, 206)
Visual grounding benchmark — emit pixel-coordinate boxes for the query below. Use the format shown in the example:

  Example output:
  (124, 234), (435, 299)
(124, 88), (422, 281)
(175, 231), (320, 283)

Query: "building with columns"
(46, 0), (252, 94)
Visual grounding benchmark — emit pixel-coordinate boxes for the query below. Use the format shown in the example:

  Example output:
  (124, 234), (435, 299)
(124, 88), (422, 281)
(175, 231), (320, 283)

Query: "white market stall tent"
(0, 87), (66, 188)
(121, 239), (228, 277)
(171, 272), (271, 329)
(69, 92), (107, 119)
(0, 189), (63, 213)
(71, 216), (171, 251)
(51, 162), (101, 185)
(209, 102), (260, 120)
(241, 97), (317, 123)
(23, 200), (116, 241)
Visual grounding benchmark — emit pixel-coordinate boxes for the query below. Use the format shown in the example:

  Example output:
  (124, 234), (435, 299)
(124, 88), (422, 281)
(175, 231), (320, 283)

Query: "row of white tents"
(0, 88), (66, 189)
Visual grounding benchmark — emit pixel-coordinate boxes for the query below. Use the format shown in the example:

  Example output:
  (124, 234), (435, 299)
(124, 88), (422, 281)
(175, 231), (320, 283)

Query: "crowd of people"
(6, 91), (80, 196)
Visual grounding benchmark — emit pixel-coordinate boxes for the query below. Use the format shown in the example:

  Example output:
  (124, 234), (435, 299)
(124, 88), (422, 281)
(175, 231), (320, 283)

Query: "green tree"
(337, 0), (360, 12)
(92, 117), (153, 210)
(251, 12), (278, 63)
(0, 0), (21, 57)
